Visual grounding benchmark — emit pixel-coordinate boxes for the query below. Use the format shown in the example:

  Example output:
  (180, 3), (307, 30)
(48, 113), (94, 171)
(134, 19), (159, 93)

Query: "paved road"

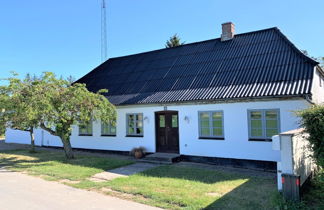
(0, 168), (160, 210)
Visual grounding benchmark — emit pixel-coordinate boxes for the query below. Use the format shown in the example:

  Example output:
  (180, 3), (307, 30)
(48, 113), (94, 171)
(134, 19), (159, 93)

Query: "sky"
(0, 0), (323, 81)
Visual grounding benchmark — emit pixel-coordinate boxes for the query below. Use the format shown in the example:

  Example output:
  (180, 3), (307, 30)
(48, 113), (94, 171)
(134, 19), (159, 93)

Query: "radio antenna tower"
(101, 0), (107, 62)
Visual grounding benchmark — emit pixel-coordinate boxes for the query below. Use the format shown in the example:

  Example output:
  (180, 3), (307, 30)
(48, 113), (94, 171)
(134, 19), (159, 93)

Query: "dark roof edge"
(273, 28), (319, 65)
(114, 94), (311, 107)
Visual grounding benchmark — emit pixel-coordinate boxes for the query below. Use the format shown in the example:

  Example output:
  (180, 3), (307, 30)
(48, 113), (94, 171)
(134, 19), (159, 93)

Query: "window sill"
(199, 137), (224, 140)
(248, 138), (272, 142)
(79, 134), (93, 136)
(126, 135), (144, 138)
(101, 135), (116, 137)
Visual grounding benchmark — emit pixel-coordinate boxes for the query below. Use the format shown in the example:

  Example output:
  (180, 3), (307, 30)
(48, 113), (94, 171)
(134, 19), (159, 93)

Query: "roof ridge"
(107, 27), (278, 61)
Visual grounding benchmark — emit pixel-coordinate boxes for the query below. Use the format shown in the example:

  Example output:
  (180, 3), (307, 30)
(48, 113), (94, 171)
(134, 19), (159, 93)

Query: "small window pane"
(266, 129), (278, 138)
(266, 111), (277, 119)
(201, 120), (210, 127)
(212, 112), (222, 120)
(79, 121), (92, 135)
(159, 115), (165, 128)
(212, 120), (222, 127)
(251, 129), (263, 137)
(172, 115), (178, 128)
(213, 128), (223, 136)
(251, 111), (262, 119)
(110, 127), (116, 134)
(200, 127), (210, 136)
(251, 120), (262, 128)
(200, 112), (209, 120)
(128, 127), (134, 134)
(266, 119), (277, 129)
(136, 114), (143, 121)
(136, 127), (143, 135)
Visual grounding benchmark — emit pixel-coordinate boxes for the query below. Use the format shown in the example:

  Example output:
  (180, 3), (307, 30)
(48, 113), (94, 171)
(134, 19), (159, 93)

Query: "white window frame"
(79, 121), (93, 136)
(101, 121), (116, 136)
(126, 113), (143, 137)
(198, 111), (224, 139)
(247, 109), (280, 141)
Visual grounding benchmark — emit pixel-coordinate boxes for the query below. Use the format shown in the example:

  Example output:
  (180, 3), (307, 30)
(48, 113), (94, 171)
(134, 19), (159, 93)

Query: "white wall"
(311, 67), (324, 104)
(273, 129), (316, 190)
(6, 99), (309, 162)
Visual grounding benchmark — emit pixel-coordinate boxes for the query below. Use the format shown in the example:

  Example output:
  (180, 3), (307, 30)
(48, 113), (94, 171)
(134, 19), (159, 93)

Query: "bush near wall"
(0, 122), (4, 137)
(298, 105), (324, 168)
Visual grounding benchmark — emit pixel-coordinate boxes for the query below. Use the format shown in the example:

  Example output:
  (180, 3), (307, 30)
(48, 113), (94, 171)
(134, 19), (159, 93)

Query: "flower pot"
(134, 150), (143, 159)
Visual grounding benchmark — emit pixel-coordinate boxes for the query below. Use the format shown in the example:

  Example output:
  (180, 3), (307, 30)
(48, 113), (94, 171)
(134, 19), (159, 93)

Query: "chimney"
(221, 22), (235, 41)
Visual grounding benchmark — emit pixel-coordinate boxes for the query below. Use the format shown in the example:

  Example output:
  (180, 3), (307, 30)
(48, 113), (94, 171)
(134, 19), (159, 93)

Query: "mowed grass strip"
(0, 149), (134, 181)
(105, 165), (277, 209)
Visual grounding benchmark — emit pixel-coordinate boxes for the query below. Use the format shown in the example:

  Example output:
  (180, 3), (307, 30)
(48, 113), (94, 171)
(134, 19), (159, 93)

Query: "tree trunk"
(29, 128), (35, 153)
(61, 136), (74, 159)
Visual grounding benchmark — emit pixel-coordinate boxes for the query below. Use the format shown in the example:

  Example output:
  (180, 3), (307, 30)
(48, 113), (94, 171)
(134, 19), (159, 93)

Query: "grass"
(273, 169), (324, 210)
(2, 149), (322, 209)
(97, 165), (277, 209)
(0, 149), (134, 181)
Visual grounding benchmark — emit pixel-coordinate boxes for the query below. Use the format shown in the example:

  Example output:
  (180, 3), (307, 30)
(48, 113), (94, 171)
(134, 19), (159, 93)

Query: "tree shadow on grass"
(0, 149), (133, 173)
(134, 165), (277, 209)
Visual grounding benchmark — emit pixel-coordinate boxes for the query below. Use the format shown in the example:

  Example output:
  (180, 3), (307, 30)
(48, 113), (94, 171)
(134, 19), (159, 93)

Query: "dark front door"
(155, 111), (179, 153)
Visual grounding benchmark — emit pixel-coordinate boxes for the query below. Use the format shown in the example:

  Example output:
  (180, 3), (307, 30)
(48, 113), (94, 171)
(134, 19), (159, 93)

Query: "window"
(248, 109), (280, 141)
(126, 113), (143, 136)
(79, 121), (93, 136)
(198, 111), (224, 139)
(101, 121), (116, 136)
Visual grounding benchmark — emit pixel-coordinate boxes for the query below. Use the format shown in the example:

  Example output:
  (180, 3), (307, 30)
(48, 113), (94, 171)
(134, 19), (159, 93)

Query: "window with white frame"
(79, 121), (93, 136)
(199, 111), (224, 139)
(126, 113), (143, 136)
(248, 109), (280, 141)
(101, 121), (116, 136)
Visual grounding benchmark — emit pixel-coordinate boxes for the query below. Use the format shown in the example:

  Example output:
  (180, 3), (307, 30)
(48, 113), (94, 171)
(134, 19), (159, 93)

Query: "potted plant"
(130, 146), (146, 159)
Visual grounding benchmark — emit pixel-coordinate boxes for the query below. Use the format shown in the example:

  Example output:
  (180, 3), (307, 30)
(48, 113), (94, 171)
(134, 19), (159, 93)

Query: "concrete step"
(138, 153), (181, 164)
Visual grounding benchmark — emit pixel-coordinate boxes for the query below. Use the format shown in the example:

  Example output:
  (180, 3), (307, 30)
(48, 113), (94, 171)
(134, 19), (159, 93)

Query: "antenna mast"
(101, 0), (107, 62)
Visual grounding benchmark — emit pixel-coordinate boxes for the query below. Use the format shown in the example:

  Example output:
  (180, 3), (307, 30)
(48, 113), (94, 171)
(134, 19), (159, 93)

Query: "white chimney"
(221, 22), (235, 41)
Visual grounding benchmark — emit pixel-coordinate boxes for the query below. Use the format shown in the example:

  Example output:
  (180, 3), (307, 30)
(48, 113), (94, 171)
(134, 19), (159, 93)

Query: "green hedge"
(298, 105), (324, 168)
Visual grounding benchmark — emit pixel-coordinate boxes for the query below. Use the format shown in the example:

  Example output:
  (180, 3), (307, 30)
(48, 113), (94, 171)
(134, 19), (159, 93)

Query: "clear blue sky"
(1, 0), (323, 81)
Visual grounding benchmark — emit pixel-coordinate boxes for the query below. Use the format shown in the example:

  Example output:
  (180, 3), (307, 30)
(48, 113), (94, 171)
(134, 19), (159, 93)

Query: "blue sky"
(1, 0), (323, 81)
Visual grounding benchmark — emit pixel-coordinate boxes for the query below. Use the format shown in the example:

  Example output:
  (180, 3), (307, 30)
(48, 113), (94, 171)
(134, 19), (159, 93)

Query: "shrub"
(298, 105), (324, 168)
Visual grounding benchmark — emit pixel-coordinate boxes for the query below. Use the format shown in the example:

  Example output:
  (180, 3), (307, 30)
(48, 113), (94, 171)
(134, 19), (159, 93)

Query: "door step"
(138, 153), (181, 164)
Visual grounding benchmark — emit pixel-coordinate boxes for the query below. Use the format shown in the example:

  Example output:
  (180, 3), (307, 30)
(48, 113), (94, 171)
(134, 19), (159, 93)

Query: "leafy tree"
(165, 34), (185, 48)
(37, 72), (116, 159)
(298, 105), (324, 168)
(0, 74), (43, 152)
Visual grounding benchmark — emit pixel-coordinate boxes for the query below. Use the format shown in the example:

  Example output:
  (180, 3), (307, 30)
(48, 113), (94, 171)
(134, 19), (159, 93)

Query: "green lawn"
(1, 149), (321, 209)
(0, 149), (134, 181)
(102, 165), (277, 209)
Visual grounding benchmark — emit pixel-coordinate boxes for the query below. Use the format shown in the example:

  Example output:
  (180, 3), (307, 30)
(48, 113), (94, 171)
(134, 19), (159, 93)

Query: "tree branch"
(40, 123), (58, 136)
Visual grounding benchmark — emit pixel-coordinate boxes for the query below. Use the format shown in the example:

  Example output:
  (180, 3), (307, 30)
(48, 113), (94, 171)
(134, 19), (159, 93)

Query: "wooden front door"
(155, 111), (179, 153)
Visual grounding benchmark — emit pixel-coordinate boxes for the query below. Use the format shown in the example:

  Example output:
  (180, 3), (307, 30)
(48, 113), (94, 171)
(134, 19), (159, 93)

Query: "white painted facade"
(311, 67), (324, 104)
(6, 98), (310, 162)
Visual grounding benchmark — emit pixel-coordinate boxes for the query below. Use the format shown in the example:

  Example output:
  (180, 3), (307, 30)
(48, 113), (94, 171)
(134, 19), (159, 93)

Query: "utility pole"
(101, 0), (107, 62)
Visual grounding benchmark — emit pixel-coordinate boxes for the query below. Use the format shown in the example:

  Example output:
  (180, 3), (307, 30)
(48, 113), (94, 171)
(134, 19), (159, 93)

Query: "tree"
(37, 72), (116, 159)
(165, 34), (185, 48)
(298, 105), (324, 168)
(0, 74), (43, 152)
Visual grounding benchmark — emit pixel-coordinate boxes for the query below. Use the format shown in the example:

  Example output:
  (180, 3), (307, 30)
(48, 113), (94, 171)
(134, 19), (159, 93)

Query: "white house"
(6, 23), (324, 170)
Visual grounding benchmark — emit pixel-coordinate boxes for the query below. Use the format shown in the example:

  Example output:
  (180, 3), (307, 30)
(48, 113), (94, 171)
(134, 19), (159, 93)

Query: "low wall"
(272, 128), (316, 191)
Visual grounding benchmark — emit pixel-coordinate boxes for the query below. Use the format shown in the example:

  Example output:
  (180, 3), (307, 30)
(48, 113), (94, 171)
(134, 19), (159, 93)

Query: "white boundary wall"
(272, 129), (316, 190)
(6, 99), (309, 162)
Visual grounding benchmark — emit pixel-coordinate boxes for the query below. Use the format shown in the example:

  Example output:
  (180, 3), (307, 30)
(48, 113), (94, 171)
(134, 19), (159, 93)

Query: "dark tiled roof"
(77, 27), (318, 105)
